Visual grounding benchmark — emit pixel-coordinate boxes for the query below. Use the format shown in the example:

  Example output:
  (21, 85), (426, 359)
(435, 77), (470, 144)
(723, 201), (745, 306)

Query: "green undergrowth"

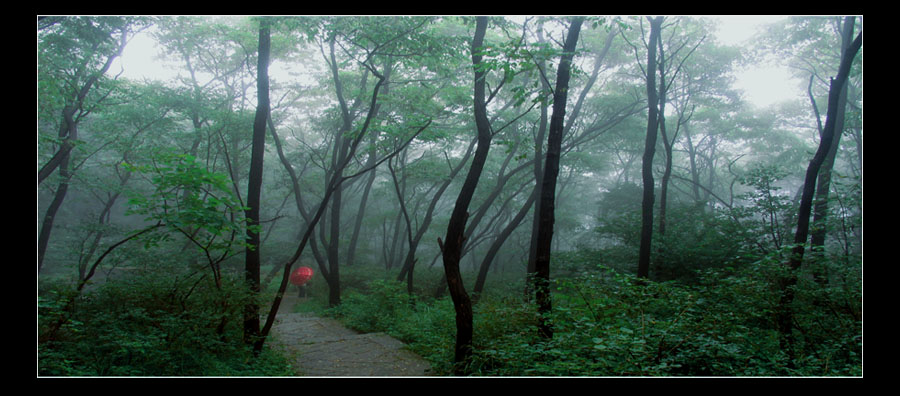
(326, 256), (861, 376)
(38, 264), (295, 377)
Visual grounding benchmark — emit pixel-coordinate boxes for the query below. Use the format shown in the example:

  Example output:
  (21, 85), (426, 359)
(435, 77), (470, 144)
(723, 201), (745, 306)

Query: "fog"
(38, 15), (862, 377)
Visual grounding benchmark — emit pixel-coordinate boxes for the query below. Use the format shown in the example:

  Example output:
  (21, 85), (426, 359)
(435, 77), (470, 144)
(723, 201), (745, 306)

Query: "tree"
(756, 16), (863, 262)
(778, 27), (861, 365)
(38, 17), (146, 270)
(532, 16), (584, 338)
(438, 16), (490, 374)
(653, 18), (706, 237)
(636, 16), (664, 279)
(395, 138), (478, 293)
(256, 17), (433, 351)
(243, 16), (270, 349)
(809, 16), (857, 269)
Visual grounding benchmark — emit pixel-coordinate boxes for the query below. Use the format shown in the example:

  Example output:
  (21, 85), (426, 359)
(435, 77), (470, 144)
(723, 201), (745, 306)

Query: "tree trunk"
(440, 17), (490, 374)
(657, 37), (671, 238)
(327, 137), (349, 307)
(346, 56), (392, 268)
(532, 16), (584, 339)
(637, 16), (664, 279)
(38, 28), (130, 270)
(397, 138), (476, 283)
(347, 146), (377, 267)
(256, 48), (406, 351)
(809, 16), (855, 277)
(525, 22), (551, 299)
(38, 153), (72, 270)
(244, 18), (270, 348)
(388, 157), (417, 295)
(778, 29), (861, 365)
(474, 187), (538, 297)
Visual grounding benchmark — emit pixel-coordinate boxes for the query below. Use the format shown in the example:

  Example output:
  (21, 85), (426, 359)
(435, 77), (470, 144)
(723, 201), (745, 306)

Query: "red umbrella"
(290, 266), (314, 286)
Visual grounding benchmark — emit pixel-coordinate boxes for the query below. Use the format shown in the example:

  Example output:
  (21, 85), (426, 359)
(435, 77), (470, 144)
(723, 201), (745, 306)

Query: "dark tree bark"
(809, 16), (856, 273)
(439, 16), (490, 374)
(778, 29), (862, 364)
(532, 16), (584, 339)
(38, 154), (73, 271)
(527, 18), (611, 298)
(243, 17), (270, 347)
(525, 21), (552, 299)
(38, 24), (130, 270)
(38, 29), (126, 186)
(637, 16), (664, 279)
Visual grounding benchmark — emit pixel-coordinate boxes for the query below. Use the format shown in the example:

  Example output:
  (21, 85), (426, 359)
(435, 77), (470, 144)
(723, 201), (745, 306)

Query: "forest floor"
(268, 294), (434, 376)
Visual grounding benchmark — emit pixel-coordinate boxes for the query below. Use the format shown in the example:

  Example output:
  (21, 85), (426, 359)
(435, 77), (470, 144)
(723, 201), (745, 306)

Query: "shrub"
(38, 261), (293, 376)
(320, 248), (861, 376)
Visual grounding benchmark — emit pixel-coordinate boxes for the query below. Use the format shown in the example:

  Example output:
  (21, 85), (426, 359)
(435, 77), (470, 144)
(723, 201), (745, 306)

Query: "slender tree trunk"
(532, 16), (584, 339)
(347, 148), (377, 267)
(474, 187), (538, 297)
(38, 28), (127, 185)
(244, 18), (270, 348)
(397, 139), (476, 282)
(327, 137), (349, 306)
(778, 29), (861, 366)
(637, 17), (663, 279)
(388, 157), (417, 295)
(38, 153), (72, 270)
(525, 22), (551, 299)
(810, 16), (855, 277)
(440, 17), (489, 374)
(348, 57), (392, 267)
(657, 38), (671, 238)
(256, 55), (417, 351)
(38, 30), (129, 269)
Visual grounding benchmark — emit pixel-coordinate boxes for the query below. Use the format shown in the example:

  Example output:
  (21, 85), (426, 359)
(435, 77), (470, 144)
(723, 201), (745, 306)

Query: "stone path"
(268, 295), (434, 377)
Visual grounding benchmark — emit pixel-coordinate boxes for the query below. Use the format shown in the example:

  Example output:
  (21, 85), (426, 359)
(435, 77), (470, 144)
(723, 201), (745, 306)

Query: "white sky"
(111, 15), (802, 109)
(712, 15), (802, 109)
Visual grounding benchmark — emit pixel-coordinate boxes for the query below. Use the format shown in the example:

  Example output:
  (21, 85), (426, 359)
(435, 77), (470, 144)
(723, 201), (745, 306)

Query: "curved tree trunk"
(39, 25), (130, 270)
(440, 17), (490, 374)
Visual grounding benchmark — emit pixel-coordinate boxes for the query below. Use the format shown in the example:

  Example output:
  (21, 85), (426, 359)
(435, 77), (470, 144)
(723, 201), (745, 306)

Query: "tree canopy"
(38, 15), (862, 377)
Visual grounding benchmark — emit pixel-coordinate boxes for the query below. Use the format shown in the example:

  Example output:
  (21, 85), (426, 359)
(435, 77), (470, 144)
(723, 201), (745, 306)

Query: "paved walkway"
(269, 295), (434, 376)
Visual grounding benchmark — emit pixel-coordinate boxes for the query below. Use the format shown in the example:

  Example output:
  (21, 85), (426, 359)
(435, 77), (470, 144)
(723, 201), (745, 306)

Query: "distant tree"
(396, 138), (477, 293)
(654, 18), (706, 238)
(256, 17), (432, 352)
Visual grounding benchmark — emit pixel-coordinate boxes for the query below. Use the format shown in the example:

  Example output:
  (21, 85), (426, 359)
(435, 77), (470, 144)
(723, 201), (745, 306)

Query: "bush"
(319, 248), (861, 376)
(38, 262), (294, 376)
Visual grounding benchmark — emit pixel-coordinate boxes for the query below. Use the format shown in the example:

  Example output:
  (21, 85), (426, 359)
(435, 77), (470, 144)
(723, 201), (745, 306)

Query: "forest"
(37, 15), (862, 377)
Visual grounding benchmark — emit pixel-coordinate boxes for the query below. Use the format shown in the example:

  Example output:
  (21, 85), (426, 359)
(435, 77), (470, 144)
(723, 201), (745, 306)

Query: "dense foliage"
(324, 193), (861, 376)
(38, 15), (861, 376)
(38, 259), (293, 376)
